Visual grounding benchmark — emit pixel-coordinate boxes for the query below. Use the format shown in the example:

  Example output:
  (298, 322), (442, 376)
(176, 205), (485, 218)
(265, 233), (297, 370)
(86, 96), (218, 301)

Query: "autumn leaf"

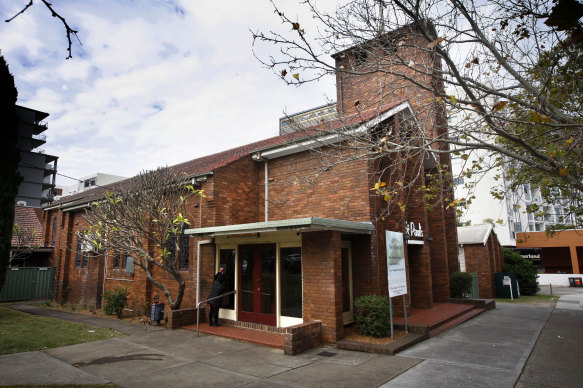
(293, 73), (299, 80)
(449, 95), (457, 103)
(492, 100), (508, 111)
(292, 22), (300, 30)
(354, 100), (360, 107)
(427, 37), (445, 49)
(566, 138), (574, 145)
(559, 168), (569, 176)
(281, 69), (287, 77)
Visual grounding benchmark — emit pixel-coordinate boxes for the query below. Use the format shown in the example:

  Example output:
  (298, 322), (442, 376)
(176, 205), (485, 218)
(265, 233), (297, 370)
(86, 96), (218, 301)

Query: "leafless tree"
(10, 223), (39, 266)
(5, 0), (81, 59)
(252, 0), (583, 225)
(80, 168), (203, 310)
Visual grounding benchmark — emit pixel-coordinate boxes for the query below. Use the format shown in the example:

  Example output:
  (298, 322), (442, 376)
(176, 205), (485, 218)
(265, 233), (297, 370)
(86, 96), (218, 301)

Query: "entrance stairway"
(393, 301), (492, 338)
(183, 322), (285, 349)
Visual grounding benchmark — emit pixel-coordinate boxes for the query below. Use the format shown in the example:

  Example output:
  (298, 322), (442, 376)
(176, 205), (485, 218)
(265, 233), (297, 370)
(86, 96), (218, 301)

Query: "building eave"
(252, 102), (414, 161)
(185, 217), (375, 237)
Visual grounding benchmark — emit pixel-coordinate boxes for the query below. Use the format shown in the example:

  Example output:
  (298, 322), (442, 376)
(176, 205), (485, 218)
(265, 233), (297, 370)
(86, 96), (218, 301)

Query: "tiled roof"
(12, 206), (43, 247)
(48, 101), (405, 210)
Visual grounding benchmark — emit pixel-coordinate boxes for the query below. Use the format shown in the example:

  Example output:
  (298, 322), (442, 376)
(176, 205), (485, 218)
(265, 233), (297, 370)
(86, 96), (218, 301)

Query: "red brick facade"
(42, 27), (459, 347)
(462, 232), (504, 299)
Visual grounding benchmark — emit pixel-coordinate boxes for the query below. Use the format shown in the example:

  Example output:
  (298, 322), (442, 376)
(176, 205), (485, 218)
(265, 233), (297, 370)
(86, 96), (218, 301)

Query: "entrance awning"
(184, 217), (374, 237)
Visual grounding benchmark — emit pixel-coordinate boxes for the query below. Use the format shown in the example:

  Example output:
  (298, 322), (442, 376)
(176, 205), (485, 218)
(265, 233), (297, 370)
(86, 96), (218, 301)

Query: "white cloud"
(0, 0), (338, 186)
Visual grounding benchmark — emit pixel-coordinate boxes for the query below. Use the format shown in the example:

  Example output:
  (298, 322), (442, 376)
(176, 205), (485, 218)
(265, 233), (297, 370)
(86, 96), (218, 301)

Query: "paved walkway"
(2, 288), (583, 387)
(1, 304), (419, 387)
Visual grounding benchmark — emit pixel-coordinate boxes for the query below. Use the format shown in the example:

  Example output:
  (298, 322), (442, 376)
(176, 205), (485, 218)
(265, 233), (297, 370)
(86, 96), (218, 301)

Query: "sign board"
(513, 248), (543, 266)
(503, 276), (511, 286)
(386, 231), (408, 297)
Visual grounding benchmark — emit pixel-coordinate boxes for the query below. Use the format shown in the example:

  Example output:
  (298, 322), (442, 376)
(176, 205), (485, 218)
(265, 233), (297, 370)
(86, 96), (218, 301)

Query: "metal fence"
(0, 267), (55, 302)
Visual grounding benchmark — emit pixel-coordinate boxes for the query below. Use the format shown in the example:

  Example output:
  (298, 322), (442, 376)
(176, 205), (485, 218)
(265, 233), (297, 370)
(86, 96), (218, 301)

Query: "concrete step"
(183, 323), (285, 349)
(428, 307), (485, 338)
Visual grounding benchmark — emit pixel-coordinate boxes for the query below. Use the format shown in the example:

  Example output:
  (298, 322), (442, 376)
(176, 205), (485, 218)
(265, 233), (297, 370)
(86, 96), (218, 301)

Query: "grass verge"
(495, 294), (557, 305)
(0, 306), (123, 355)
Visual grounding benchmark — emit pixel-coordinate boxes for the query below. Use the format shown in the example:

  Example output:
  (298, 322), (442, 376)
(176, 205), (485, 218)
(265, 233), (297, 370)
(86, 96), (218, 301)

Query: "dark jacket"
(207, 273), (226, 307)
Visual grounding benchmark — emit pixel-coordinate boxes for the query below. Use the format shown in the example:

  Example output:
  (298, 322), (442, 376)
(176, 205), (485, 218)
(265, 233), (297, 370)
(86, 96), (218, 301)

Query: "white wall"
(537, 274), (582, 286)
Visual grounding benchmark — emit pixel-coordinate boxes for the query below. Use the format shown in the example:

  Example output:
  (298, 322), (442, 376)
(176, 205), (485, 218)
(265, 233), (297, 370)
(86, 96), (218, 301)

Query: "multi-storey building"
(57, 173), (127, 199)
(15, 105), (58, 207)
(453, 149), (582, 276)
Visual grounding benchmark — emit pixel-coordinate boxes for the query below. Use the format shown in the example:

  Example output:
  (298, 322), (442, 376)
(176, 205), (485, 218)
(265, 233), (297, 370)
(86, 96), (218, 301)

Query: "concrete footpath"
(2, 288), (583, 387)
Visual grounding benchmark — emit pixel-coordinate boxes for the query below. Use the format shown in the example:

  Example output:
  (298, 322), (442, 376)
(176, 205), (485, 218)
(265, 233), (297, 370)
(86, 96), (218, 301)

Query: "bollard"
(550, 284), (553, 296)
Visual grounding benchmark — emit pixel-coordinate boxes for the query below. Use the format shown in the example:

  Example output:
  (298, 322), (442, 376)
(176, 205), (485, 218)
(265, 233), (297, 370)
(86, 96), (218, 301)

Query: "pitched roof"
(457, 224), (494, 245)
(47, 101), (405, 210)
(12, 206), (43, 247)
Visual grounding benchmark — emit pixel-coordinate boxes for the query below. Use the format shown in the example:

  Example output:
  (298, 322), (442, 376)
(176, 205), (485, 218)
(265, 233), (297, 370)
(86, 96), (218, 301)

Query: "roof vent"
(16, 201), (27, 206)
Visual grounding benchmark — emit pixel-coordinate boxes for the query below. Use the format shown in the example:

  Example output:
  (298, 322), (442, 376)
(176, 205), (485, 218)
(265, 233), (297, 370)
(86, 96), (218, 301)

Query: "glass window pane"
(280, 247), (302, 318)
(219, 249), (235, 309)
(240, 248), (254, 312)
(261, 246), (275, 315)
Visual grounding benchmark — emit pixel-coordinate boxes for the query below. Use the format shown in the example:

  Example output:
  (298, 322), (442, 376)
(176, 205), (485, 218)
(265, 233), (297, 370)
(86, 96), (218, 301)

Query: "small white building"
(57, 173), (127, 198)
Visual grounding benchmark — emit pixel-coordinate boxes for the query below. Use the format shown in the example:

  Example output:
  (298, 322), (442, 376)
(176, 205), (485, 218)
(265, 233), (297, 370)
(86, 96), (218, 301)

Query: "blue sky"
(0, 0), (338, 186)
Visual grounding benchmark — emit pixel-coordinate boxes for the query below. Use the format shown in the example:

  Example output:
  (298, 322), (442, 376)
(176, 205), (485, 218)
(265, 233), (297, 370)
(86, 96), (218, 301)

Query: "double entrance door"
(238, 244), (276, 326)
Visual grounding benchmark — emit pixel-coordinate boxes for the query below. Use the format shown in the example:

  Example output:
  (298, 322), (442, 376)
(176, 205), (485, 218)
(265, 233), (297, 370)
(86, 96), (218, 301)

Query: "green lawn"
(495, 294), (557, 305)
(0, 306), (123, 355)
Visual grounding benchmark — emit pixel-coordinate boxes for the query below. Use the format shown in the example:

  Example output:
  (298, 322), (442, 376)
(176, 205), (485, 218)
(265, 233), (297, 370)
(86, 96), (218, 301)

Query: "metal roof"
(457, 224), (493, 245)
(184, 217), (375, 237)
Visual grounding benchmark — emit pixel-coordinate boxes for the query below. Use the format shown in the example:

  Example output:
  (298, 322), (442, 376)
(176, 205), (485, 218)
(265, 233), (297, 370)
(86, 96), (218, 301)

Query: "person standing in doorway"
(207, 266), (226, 327)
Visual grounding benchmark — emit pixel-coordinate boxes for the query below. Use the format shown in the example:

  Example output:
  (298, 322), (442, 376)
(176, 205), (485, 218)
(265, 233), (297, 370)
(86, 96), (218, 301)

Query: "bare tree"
(80, 168), (203, 310)
(252, 0), (583, 226)
(10, 223), (39, 266)
(5, 0), (81, 59)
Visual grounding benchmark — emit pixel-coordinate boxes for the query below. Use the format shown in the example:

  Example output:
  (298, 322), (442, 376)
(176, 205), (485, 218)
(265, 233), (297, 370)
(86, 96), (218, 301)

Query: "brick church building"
(42, 25), (459, 351)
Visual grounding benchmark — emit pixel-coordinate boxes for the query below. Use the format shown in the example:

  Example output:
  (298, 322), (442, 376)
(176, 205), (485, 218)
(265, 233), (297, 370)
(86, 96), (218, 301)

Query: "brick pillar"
(302, 231), (343, 343)
(428, 206), (450, 302)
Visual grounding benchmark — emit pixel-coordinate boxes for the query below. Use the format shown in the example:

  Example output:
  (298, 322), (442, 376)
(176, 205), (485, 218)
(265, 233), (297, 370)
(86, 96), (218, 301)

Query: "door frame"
(342, 241), (354, 324)
(237, 244), (277, 326)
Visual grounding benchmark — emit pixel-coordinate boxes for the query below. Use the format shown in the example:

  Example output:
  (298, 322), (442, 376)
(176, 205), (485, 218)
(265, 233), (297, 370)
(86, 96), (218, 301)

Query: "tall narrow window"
(166, 232), (176, 261)
(280, 247), (302, 318)
(179, 225), (189, 270)
(75, 243), (82, 267)
(219, 249), (236, 309)
(113, 251), (121, 268)
(82, 251), (89, 267)
(51, 216), (58, 247)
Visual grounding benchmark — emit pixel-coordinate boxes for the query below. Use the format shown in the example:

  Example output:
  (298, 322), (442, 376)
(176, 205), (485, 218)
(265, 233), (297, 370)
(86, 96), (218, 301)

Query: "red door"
(238, 244), (276, 325)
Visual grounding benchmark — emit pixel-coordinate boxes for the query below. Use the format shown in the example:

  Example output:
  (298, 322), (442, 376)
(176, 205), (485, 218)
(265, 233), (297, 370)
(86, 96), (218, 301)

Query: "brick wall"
(462, 232), (504, 299)
(267, 148), (372, 222)
(302, 231), (343, 343)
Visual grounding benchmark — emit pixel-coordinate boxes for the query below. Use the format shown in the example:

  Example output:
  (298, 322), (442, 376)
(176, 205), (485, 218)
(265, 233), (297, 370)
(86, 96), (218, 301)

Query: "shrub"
(103, 287), (129, 318)
(450, 272), (473, 298)
(354, 295), (390, 337)
(503, 249), (540, 295)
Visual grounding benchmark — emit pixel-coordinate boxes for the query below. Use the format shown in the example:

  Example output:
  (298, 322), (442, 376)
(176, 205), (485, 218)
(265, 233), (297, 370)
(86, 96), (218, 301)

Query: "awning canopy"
(184, 217), (374, 237)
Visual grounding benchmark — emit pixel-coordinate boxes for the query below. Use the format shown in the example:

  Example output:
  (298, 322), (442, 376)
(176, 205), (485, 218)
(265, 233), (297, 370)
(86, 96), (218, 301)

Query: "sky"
(0, 0), (339, 187)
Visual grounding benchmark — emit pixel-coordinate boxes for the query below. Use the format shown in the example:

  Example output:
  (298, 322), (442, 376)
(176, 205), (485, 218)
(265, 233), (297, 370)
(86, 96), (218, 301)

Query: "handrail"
(196, 290), (236, 336)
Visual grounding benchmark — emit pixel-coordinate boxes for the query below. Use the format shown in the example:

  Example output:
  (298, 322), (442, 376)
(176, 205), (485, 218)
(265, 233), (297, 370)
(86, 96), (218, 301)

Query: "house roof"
(45, 101), (406, 211)
(12, 206), (43, 247)
(457, 224), (494, 246)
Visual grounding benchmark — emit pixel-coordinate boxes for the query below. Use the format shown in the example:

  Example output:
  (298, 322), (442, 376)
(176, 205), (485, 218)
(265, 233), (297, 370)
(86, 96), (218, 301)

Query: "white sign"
(503, 276), (511, 286)
(386, 231), (408, 297)
(405, 221), (424, 238)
